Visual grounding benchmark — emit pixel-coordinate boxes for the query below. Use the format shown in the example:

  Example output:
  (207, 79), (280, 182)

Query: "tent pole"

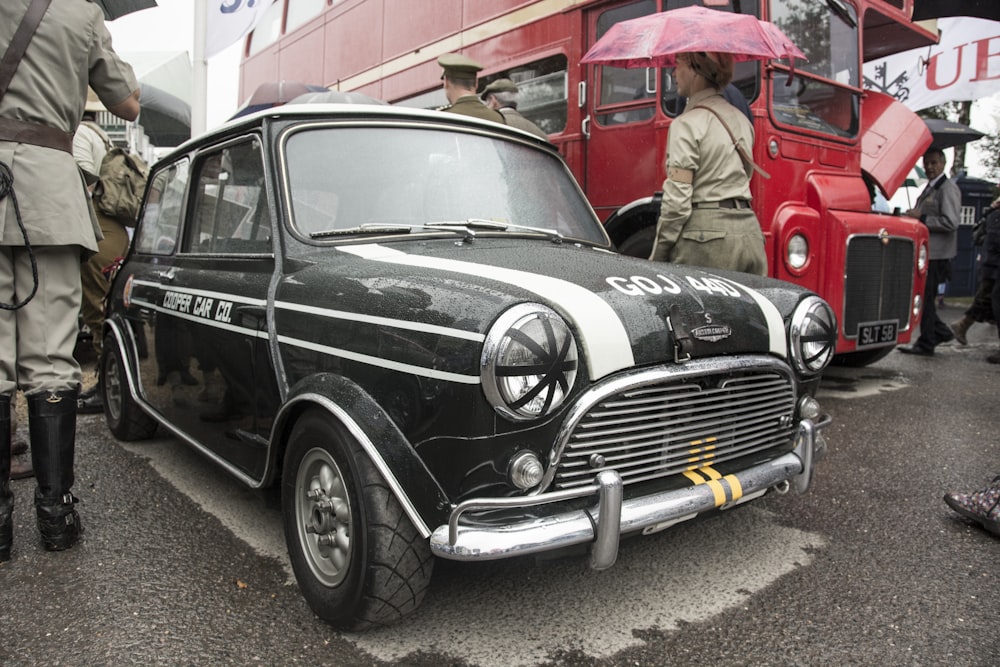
(192, 0), (208, 137)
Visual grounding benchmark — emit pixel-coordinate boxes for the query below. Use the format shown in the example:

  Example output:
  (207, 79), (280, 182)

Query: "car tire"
(282, 408), (433, 630)
(102, 334), (158, 440)
(616, 226), (655, 258)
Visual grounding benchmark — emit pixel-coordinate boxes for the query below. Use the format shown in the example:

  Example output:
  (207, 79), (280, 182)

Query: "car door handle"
(235, 304), (267, 330)
(156, 269), (176, 282)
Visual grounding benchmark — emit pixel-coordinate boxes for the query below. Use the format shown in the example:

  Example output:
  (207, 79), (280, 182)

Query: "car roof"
(158, 102), (552, 164)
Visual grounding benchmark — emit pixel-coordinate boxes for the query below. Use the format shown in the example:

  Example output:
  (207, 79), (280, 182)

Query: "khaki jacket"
(0, 0), (137, 250)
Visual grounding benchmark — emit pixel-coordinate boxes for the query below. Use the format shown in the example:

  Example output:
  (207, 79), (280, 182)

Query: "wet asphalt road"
(1, 303), (998, 667)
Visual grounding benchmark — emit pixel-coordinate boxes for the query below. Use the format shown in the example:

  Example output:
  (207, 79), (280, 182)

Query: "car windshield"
(282, 124), (608, 245)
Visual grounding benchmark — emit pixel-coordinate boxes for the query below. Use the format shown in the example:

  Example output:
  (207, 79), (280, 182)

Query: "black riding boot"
(28, 389), (82, 551)
(1, 394), (13, 561)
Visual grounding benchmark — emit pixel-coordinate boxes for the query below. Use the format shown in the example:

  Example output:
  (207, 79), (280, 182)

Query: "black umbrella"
(93, 0), (158, 21)
(912, 0), (1000, 21)
(924, 118), (986, 150)
(137, 82), (190, 147)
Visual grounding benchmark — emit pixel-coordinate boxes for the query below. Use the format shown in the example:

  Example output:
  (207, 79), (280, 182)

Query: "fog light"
(509, 451), (544, 490)
(798, 395), (822, 421)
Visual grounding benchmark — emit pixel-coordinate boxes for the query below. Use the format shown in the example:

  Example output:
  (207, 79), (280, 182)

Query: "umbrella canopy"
(137, 82), (190, 147)
(231, 81), (329, 119)
(912, 0), (1000, 21)
(93, 0), (157, 21)
(288, 91), (387, 106)
(581, 6), (806, 68)
(924, 118), (986, 150)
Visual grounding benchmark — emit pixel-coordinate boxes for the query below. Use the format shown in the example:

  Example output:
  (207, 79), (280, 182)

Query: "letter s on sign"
(607, 276), (644, 296)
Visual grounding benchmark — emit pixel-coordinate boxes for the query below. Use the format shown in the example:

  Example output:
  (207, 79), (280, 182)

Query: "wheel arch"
(271, 373), (451, 539)
(603, 193), (662, 251)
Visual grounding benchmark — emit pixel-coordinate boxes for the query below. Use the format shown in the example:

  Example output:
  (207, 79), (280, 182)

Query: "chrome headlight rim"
(481, 303), (579, 421)
(789, 295), (836, 375)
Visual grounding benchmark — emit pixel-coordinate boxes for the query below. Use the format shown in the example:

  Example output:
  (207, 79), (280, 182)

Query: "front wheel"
(102, 333), (158, 440)
(282, 409), (433, 629)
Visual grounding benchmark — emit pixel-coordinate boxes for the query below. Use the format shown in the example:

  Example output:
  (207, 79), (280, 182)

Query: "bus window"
(593, 0), (656, 126)
(768, 0), (860, 138)
(247, 1), (286, 56)
(661, 60), (758, 118)
(286, 0), (326, 33)
(481, 55), (569, 135)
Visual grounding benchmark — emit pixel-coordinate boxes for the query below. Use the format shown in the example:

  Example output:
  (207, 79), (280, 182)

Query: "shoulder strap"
(0, 0), (53, 101)
(690, 103), (770, 180)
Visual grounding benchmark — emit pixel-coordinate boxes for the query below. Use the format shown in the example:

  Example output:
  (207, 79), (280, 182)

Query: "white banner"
(204, 0), (273, 59)
(864, 17), (1000, 111)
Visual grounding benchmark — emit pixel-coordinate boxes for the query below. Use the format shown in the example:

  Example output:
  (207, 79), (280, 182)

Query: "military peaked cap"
(438, 53), (484, 80)
(480, 78), (519, 99)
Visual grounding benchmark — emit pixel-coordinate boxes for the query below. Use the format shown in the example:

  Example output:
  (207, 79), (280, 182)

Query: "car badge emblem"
(691, 324), (732, 342)
(879, 228), (890, 245)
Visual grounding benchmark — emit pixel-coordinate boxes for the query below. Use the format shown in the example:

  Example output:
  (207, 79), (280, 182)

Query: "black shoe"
(987, 352), (1000, 365)
(36, 493), (82, 552)
(76, 392), (104, 415)
(898, 344), (934, 356)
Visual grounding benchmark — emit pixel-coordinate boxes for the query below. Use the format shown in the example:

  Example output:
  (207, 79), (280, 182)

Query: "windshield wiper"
(310, 223), (417, 239)
(425, 219), (565, 243)
(826, 0), (856, 28)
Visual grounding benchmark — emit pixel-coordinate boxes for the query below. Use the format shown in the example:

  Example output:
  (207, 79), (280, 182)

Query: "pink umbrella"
(581, 6), (806, 68)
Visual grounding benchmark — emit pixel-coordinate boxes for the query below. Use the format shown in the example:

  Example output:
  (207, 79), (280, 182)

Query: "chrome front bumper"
(429, 416), (829, 569)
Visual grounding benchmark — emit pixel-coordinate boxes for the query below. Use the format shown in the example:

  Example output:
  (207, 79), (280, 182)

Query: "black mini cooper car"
(100, 103), (836, 629)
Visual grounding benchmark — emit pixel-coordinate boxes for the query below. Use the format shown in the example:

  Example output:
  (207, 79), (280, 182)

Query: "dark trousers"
(916, 259), (953, 350)
(965, 272), (997, 323)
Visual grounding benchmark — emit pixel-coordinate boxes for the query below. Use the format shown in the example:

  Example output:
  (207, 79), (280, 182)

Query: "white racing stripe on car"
(717, 277), (786, 357)
(338, 244), (636, 379)
(275, 334), (481, 384)
(273, 302), (486, 342)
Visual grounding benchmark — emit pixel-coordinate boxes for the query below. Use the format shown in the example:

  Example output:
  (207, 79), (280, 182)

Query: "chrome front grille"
(550, 360), (797, 491)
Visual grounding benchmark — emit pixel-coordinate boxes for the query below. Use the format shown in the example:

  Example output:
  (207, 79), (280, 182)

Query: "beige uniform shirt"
(651, 88), (766, 275)
(0, 0), (138, 250)
(656, 88), (754, 243)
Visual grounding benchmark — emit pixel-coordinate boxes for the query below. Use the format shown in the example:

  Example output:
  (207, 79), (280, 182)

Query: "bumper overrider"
(430, 414), (830, 569)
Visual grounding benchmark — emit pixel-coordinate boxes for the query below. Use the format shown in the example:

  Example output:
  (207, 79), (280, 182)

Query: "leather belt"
(0, 117), (73, 153)
(692, 198), (752, 210)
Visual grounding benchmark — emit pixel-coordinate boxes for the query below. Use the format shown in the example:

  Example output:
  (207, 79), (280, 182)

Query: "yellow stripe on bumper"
(683, 466), (744, 507)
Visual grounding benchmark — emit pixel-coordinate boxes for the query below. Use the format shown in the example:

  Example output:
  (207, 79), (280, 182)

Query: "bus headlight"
(786, 233), (809, 270)
(482, 304), (578, 421)
(789, 296), (836, 374)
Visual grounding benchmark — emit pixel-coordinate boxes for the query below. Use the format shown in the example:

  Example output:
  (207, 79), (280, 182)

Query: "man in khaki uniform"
(650, 51), (766, 276)
(0, 0), (139, 561)
(74, 99), (131, 414)
(437, 53), (507, 125)
(481, 78), (548, 140)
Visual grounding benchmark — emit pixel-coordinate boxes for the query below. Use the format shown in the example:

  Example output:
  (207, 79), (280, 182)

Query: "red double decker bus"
(239, 0), (938, 365)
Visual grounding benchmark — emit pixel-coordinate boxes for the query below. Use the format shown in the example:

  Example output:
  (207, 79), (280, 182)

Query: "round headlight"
(789, 296), (836, 374)
(482, 304), (578, 421)
(918, 243), (928, 273)
(786, 233), (808, 270)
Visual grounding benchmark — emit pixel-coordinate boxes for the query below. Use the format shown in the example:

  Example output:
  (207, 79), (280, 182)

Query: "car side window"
(134, 158), (189, 256)
(184, 137), (271, 254)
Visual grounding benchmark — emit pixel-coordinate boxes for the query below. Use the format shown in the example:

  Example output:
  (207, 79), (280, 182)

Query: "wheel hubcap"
(297, 448), (352, 586)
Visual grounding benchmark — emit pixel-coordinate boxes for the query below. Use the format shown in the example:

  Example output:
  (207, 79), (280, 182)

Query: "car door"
(129, 135), (280, 482)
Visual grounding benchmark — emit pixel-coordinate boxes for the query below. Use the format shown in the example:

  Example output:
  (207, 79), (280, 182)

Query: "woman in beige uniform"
(649, 51), (767, 276)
